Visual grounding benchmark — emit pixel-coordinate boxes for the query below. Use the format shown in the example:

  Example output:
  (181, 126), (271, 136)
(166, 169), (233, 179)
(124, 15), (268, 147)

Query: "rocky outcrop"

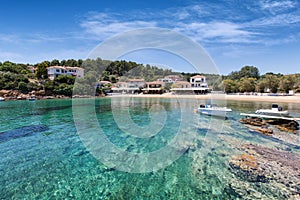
(240, 117), (274, 135)
(33, 90), (46, 96)
(253, 127), (273, 135)
(240, 117), (299, 133)
(267, 119), (299, 132)
(239, 117), (266, 126)
(0, 90), (21, 99)
(0, 89), (71, 100)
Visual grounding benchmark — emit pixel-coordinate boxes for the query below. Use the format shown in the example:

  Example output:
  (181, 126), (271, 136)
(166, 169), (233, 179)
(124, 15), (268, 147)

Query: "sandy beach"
(109, 93), (300, 103)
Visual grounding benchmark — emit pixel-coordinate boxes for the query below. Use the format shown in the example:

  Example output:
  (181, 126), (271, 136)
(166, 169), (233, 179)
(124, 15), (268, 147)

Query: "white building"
(47, 66), (84, 80)
(171, 75), (210, 94)
(111, 79), (145, 94)
(190, 75), (208, 88)
(127, 79), (145, 88)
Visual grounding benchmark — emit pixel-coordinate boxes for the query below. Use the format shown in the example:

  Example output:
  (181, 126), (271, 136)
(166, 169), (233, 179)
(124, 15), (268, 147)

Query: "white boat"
(197, 104), (232, 117)
(28, 95), (36, 101)
(240, 113), (300, 121)
(240, 103), (300, 121)
(255, 103), (289, 116)
(0, 97), (4, 101)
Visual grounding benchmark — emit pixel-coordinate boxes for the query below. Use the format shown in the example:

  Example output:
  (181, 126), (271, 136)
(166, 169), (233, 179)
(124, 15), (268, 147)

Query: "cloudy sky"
(0, 0), (300, 74)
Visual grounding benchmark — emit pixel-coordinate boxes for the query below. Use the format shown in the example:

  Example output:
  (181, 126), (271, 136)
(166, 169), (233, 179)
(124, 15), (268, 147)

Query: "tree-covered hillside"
(0, 59), (299, 97)
(222, 66), (300, 93)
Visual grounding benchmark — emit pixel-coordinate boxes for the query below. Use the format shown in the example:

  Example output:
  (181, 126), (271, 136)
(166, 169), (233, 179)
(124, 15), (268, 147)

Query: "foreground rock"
(267, 119), (299, 132)
(240, 117), (266, 127)
(229, 143), (300, 198)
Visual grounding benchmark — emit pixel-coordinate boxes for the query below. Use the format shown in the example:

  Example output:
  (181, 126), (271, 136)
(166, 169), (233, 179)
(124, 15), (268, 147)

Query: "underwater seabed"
(191, 114), (300, 199)
(0, 98), (299, 199)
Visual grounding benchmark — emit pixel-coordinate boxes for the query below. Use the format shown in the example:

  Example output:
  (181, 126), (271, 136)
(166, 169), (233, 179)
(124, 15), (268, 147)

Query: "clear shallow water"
(0, 98), (300, 199)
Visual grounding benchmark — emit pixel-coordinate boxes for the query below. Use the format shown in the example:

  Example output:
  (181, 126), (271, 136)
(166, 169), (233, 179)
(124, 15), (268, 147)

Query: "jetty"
(240, 113), (300, 121)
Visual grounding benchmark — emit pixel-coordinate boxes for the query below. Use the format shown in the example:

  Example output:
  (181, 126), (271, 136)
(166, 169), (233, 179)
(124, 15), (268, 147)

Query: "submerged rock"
(239, 117), (266, 126)
(252, 127), (273, 135)
(229, 143), (300, 198)
(240, 117), (273, 135)
(0, 124), (49, 143)
(240, 117), (299, 133)
(267, 119), (299, 132)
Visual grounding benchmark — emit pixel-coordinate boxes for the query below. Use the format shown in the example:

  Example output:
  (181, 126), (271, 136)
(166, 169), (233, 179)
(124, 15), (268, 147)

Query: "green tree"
(54, 75), (75, 84)
(279, 75), (295, 93)
(264, 74), (279, 93)
(227, 66), (259, 80)
(27, 82), (41, 91)
(60, 59), (66, 66)
(0, 72), (29, 90)
(239, 66), (259, 79)
(65, 59), (78, 67)
(222, 79), (238, 93)
(18, 81), (29, 94)
(44, 80), (55, 95)
(50, 59), (60, 66)
(77, 59), (83, 67)
(256, 79), (267, 93)
(54, 83), (73, 96)
(0, 61), (31, 74)
(101, 71), (110, 81)
(35, 61), (50, 79)
(238, 78), (256, 92)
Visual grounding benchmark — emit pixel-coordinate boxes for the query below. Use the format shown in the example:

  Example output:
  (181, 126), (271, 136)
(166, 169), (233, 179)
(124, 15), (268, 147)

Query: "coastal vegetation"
(221, 66), (300, 94)
(0, 59), (299, 98)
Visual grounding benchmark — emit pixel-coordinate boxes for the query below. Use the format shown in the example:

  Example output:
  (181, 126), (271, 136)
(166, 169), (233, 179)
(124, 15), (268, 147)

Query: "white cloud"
(80, 13), (157, 40)
(248, 13), (300, 26)
(170, 4), (209, 20)
(174, 21), (257, 43)
(78, 3), (300, 47)
(80, 11), (261, 45)
(259, 0), (297, 13)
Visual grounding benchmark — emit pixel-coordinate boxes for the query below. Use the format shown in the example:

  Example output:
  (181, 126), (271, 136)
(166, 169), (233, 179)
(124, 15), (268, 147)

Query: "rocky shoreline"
(239, 117), (300, 147)
(0, 89), (61, 100)
(0, 90), (100, 100)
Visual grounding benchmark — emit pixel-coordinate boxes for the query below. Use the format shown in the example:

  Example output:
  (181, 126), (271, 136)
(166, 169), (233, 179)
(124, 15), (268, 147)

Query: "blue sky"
(0, 0), (300, 74)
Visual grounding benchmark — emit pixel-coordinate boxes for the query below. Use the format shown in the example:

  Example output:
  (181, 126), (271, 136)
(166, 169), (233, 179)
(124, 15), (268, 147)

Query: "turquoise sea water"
(0, 97), (300, 199)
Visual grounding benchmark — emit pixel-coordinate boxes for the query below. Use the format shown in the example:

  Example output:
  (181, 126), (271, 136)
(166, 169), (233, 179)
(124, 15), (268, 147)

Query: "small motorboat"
(0, 97), (4, 101)
(28, 95), (36, 101)
(197, 104), (232, 117)
(240, 103), (300, 121)
(255, 103), (289, 116)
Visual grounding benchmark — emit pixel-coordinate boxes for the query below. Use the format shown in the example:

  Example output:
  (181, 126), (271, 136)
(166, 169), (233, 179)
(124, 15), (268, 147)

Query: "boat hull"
(255, 109), (289, 116)
(198, 108), (231, 117)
